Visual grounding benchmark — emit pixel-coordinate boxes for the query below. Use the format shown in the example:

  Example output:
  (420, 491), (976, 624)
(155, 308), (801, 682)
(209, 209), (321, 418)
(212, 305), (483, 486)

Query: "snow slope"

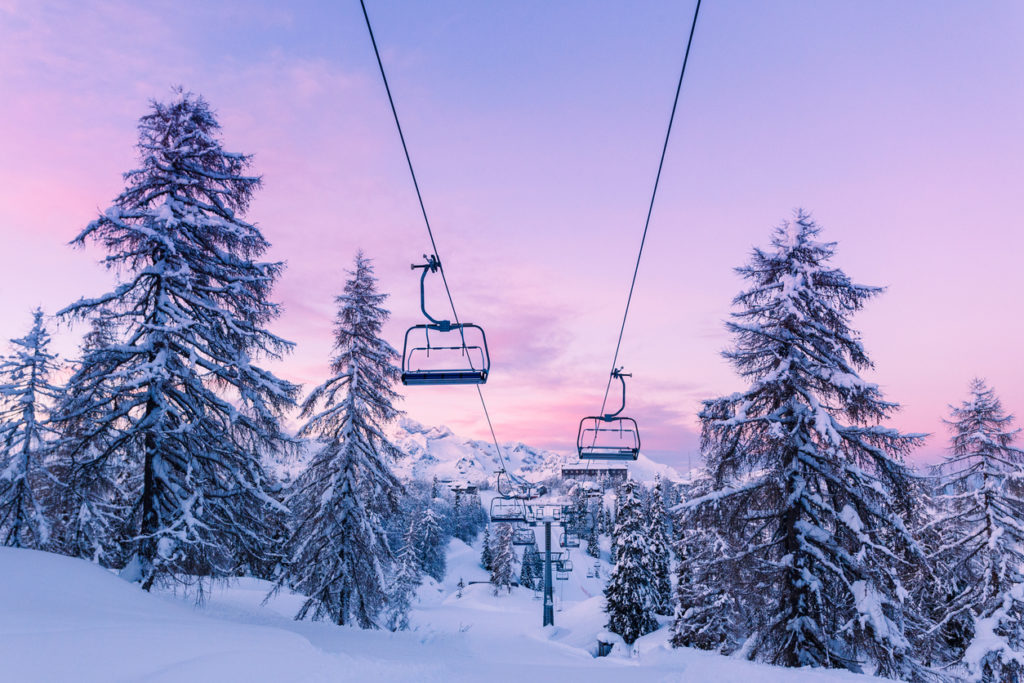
(0, 545), (870, 683)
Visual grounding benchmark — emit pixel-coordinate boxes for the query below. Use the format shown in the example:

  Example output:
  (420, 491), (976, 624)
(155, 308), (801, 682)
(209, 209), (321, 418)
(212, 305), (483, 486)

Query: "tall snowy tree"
(490, 522), (515, 596)
(417, 505), (447, 583)
(519, 537), (539, 590)
(605, 479), (658, 644)
(59, 91), (298, 588)
(480, 523), (494, 571)
(646, 476), (673, 615)
(51, 316), (137, 565)
(386, 519), (422, 632)
(680, 212), (926, 677)
(927, 379), (1024, 681)
(670, 481), (738, 652)
(0, 309), (61, 548)
(586, 521), (601, 560)
(282, 251), (404, 627)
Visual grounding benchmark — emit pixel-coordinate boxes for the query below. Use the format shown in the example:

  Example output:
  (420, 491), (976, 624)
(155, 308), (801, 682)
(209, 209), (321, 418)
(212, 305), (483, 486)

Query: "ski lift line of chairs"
(401, 255), (490, 386)
(577, 368), (641, 461)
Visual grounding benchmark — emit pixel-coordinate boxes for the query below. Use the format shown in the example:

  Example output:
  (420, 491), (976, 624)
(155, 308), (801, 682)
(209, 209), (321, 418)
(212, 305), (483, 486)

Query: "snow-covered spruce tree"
(927, 379), (1024, 680)
(681, 212), (926, 676)
(59, 91), (297, 588)
(0, 309), (61, 548)
(519, 538), (537, 590)
(670, 483), (738, 652)
(417, 505), (447, 583)
(490, 523), (515, 595)
(567, 484), (589, 533)
(386, 519), (422, 632)
(283, 251), (404, 627)
(586, 522), (601, 560)
(480, 523), (493, 570)
(646, 476), (672, 615)
(605, 479), (658, 644)
(50, 316), (137, 565)
(452, 490), (486, 544)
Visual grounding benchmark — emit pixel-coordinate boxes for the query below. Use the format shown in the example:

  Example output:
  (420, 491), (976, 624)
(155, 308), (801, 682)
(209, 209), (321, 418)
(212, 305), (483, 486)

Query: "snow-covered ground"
(0, 542), (869, 682)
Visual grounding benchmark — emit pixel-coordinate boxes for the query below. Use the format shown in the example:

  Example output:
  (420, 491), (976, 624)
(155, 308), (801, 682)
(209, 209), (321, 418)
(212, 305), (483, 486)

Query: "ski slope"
(0, 544), (870, 682)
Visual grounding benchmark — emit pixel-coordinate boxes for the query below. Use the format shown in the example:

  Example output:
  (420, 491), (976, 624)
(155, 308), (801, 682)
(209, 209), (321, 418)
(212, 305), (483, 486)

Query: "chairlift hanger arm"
(411, 255), (450, 330)
(603, 367), (631, 419)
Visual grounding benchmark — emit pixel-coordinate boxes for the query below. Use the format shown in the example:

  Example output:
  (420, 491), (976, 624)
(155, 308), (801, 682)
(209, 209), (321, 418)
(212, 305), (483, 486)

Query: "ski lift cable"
(588, 0), (702, 464)
(359, 0), (522, 486)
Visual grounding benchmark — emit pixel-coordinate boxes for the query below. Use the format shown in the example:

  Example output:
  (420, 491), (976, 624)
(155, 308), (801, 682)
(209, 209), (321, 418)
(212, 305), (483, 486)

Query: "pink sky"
(1, 0), (1022, 470)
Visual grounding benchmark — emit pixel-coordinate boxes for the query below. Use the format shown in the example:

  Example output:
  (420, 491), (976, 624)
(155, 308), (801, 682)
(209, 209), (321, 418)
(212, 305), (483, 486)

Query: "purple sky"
(2, 0), (1022, 471)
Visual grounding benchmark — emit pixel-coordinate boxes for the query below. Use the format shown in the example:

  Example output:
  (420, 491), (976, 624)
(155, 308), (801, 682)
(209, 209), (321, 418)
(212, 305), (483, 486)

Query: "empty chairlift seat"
(576, 416), (640, 461)
(402, 323), (490, 385)
(576, 368), (641, 461)
(401, 255), (491, 386)
(511, 525), (536, 546)
(489, 497), (528, 523)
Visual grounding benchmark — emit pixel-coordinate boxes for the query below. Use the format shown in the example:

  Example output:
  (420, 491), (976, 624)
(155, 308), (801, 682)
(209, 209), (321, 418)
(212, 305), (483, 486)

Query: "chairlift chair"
(577, 368), (641, 461)
(489, 497), (527, 523)
(496, 469), (546, 500)
(560, 531), (581, 549)
(402, 256), (490, 386)
(512, 525), (536, 546)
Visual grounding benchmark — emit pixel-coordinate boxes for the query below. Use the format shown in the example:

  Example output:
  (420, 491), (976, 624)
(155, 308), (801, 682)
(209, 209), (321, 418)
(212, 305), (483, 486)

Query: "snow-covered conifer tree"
(283, 251), (404, 627)
(386, 519), (422, 631)
(670, 497), (736, 652)
(928, 379), (1024, 680)
(490, 523), (515, 595)
(452, 490), (485, 544)
(0, 309), (61, 548)
(50, 315), (137, 565)
(604, 479), (658, 644)
(646, 476), (672, 615)
(519, 540), (537, 590)
(680, 212), (925, 676)
(59, 91), (298, 587)
(417, 505), (447, 583)
(480, 524), (493, 570)
(586, 522), (601, 560)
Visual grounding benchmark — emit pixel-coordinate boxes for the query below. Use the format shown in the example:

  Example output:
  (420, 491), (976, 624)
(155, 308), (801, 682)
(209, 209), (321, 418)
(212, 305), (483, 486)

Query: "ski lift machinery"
(577, 368), (641, 461)
(401, 255), (490, 386)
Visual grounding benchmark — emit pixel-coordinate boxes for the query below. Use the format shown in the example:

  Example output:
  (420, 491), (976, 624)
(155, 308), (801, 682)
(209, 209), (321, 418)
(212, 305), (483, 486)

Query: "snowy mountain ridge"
(386, 417), (682, 485)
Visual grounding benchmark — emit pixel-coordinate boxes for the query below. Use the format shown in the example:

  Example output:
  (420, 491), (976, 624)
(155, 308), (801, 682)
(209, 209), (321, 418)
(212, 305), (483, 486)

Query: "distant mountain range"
(386, 418), (681, 485)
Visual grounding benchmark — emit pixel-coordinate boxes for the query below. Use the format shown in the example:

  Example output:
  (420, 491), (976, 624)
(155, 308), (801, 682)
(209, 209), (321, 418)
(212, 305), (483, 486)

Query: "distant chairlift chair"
(401, 255), (490, 386)
(489, 497), (528, 523)
(512, 525), (536, 546)
(576, 368), (640, 461)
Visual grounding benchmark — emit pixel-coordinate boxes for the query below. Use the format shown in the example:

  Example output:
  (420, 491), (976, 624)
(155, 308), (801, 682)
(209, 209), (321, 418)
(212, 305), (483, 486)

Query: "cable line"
(359, 0), (526, 490)
(595, 0), (702, 420)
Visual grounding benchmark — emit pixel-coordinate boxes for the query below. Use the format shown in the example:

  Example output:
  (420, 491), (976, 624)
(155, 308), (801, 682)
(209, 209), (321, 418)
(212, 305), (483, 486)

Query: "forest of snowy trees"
(2, 91), (1022, 683)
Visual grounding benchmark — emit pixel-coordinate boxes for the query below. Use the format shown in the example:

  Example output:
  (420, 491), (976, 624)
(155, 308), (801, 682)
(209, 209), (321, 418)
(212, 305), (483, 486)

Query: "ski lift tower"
(526, 503), (563, 627)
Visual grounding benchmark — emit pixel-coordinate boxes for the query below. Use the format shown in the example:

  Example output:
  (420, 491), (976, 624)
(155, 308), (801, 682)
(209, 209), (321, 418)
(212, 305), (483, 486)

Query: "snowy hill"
(0, 546), (869, 683)
(386, 417), (681, 485)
